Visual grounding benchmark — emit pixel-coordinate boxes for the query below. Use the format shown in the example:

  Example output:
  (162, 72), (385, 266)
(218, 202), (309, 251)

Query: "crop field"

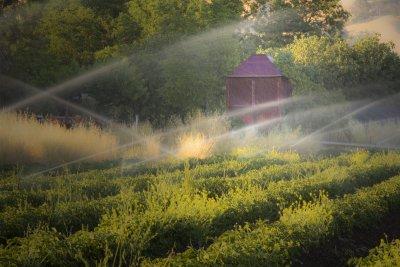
(0, 150), (399, 266)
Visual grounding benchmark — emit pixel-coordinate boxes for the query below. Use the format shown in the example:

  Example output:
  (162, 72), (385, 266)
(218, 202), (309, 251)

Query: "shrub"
(349, 239), (400, 266)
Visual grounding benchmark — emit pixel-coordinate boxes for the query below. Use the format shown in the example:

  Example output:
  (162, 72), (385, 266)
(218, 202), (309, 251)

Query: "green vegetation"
(1, 150), (400, 266)
(2, 0), (399, 125)
(263, 34), (400, 98)
(1, 1), (399, 266)
(350, 239), (400, 266)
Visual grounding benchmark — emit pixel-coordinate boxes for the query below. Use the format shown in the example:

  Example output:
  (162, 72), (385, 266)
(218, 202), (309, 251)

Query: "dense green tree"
(128, 0), (207, 39)
(79, 0), (136, 50)
(128, 0), (243, 40)
(207, 0), (243, 25)
(0, 3), (79, 86)
(260, 48), (325, 95)
(348, 34), (400, 99)
(274, 0), (350, 35)
(241, 0), (349, 49)
(2, 0), (397, 125)
(159, 34), (244, 117)
(243, 6), (312, 48)
(82, 59), (148, 121)
(38, 0), (105, 66)
(128, 50), (171, 126)
(352, 34), (400, 82)
(286, 35), (357, 89)
(110, 12), (141, 45)
(81, 0), (128, 17)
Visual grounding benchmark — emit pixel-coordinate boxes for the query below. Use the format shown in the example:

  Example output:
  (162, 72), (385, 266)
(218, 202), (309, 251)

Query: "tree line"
(0, 0), (399, 126)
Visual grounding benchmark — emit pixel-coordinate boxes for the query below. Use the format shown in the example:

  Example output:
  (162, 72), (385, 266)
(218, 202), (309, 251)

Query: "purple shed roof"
(229, 54), (283, 77)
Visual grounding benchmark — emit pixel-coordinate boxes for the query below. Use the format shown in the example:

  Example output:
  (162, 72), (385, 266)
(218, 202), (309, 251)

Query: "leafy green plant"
(349, 239), (400, 266)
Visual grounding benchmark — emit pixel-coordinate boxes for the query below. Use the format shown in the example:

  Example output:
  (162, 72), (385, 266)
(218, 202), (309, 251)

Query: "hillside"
(345, 15), (400, 54)
(341, 0), (400, 54)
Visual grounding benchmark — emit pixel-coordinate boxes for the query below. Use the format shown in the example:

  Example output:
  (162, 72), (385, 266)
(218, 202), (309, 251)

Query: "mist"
(343, 0), (400, 53)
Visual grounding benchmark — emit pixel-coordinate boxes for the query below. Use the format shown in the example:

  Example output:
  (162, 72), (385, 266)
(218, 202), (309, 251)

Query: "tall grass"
(172, 112), (231, 158)
(0, 113), (118, 165)
(177, 133), (214, 159)
(3, 110), (398, 167)
(115, 122), (162, 159)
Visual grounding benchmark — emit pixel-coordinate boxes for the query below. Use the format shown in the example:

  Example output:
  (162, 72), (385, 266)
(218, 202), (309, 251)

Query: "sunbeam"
(0, 75), (180, 158)
(319, 140), (400, 150)
(291, 93), (400, 147)
(1, 61), (122, 113)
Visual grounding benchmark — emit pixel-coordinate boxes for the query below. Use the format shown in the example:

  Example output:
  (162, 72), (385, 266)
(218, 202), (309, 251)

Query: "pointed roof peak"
(229, 54), (283, 78)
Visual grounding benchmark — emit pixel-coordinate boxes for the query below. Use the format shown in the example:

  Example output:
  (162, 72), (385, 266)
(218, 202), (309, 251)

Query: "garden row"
(0, 152), (399, 266)
(0, 150), (361, 211)
(0, 151), (322, 240)
(151, 174), (400, 266)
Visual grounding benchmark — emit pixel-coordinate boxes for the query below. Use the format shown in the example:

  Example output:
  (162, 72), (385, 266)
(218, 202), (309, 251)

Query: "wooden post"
(135, 114), (139, 128)
(251, 79), (256, 123)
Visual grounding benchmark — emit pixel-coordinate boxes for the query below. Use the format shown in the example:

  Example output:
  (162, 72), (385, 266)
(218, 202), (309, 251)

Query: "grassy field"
(0, 149), (400, 266)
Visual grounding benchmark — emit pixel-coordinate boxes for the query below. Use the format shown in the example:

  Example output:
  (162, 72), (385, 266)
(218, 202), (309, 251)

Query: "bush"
(349, 239), (400, 266)
(262, 34), (400, 99)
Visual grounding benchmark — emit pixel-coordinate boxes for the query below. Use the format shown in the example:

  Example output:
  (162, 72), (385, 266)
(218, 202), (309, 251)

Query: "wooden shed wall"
(226, 76), (293, 124)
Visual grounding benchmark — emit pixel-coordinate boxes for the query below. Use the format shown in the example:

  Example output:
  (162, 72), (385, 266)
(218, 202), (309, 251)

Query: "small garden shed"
(226, 54), (293, 124)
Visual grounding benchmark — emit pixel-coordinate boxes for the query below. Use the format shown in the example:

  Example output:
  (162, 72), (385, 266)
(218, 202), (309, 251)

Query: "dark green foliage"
(127, 0), (243, 40)
(0, 154), (297, 240)
(38, 0), (105, 66)
(110, 13), (141, 45)
(349, 238), (400, 266)
(0, 4), (80, 87)
(1, 0), (399, 124)
(241, 0), (349, 49)
(1, 151), (400, 266)
(159, 32), (244, 117)
(82, 60), (148, 121)
(0, 0), (245, 122)
(264, 34), (400, 99)
(155, 170), (400, 266)
(81, 0), (128, 18)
